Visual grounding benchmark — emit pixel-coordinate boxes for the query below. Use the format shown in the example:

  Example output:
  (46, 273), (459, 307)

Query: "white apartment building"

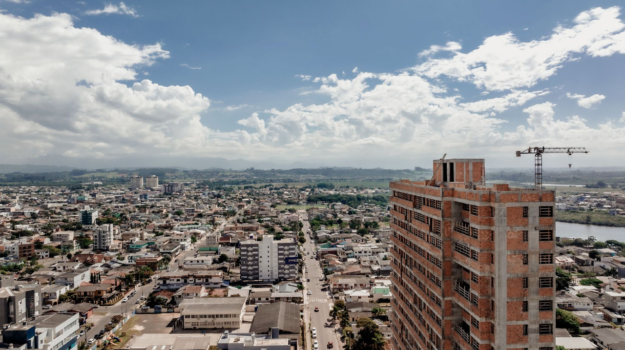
(93, 224), (114, 251)
(35, 313), (80, 350)
(130, 176), (144, 190)
(51, 231), (74, 242)
(240, 235), (298, 282)
(145, 175), (159, 189)
(605, 291), (625, 313)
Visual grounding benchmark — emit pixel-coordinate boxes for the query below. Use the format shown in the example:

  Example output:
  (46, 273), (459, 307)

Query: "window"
(539, 300), (553, 311)
(471, 227), (478, 239)
(539, 254), (553, 264)
(539, 324), (553, 335)
(522, 231), (528, 242)
(470, 205), (478, 216)
(522, 206), (529, 218)
(522, 277), (528, 288)
(471, 272), (478, 283)
(522, 254), (528, 265)
(539, 277), (553, 288)
(522, 301), (528, 312)
(523, 325), (528, 335)
(462, 203), (470, 212)
(471, 316), (479, 329)
(539, 230), (553, 241)
(539, 206), (553, 217)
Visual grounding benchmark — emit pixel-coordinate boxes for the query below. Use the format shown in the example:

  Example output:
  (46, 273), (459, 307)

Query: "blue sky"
(1, 0), (624, 168)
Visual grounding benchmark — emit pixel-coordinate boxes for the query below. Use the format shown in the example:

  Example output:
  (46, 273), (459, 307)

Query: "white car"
(311, 327), (317, 338)
(313, 340), (319, 350)
(307, 290), (312, 295)
(121, 297), (128, 303)
(88, 339), (95, 345)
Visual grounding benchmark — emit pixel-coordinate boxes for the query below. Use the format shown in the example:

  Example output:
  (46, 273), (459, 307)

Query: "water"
(557, 222), (625, 242)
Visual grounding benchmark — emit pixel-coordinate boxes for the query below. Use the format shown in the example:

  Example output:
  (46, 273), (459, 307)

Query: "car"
(327, 342), (333, 348)
(307, 278), (310, 282)
(319, 277), (324, 281)
(314, 307), (319, 312)
(307, 290), (312, 295)
(313, 340), (319, 350)
(88, 339), (95, 345)
(135, 300), (141, 304)
(121, 297), (128, 303)
(311, 329), (317, 338)
(42, 305), (52, 310)
(79, 330), (85, 336)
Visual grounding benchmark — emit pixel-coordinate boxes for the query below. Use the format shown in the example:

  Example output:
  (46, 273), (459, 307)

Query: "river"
(557, 221), (625, 241)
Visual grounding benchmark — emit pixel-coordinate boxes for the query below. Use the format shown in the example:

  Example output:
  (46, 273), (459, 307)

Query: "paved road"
(300, 214), (340, 350)
(79, 280), (156, 345)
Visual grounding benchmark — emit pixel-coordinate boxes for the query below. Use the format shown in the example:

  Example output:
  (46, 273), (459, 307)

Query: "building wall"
(240, 236), (297, 282)
(389, 159), (555, 350)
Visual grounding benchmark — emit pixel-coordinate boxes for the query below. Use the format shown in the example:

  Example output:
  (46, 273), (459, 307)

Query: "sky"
(1, 1), (625, 170)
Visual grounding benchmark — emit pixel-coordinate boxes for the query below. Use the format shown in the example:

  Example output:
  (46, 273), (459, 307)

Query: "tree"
(339, 310), (350, 328)
(174, 210), (184, 216)
(66, 253), (72, 260)
(354, 318), (386, 350)
(579, 278), (603, 289)
(334, 300), (346, 310)
(588, 250), (599, 260)
(586, 236), (597, 246)
(605, 267), (619, 277)
(191, 236), (197, 244)
(330, 305), (342, 321)
(556, 268), (572, 291)
(34, 240), (44, 250)
(371, 307), (386, 319)
(556, 309), (580, 334)
(298, 236), (306, 244)
(593, 241), (608, 249)
(218, 254), (228, 263)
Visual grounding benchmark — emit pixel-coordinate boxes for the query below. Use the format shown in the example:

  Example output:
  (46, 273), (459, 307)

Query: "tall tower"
(130, 175), (144, 190)
(389, 158), (555, 350)
(145, 175), (159, 189)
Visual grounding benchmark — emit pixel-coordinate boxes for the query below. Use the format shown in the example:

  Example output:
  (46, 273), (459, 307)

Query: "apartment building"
(18, 242), (35, 259)
(240, 235), (298, 282)
(93, 224), (114, 251)
(0, 277), (43, 325)
(389, 158), (556, 350)
(145, 175), (159, 189)
(80, 209), (98, 225)
(130, 175), (144, 190)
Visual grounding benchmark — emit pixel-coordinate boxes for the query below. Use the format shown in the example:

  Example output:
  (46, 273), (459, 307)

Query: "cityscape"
(1, 2), (625, 350)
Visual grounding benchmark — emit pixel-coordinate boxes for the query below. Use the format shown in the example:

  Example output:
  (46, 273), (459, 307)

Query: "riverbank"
(556, 210), (625, 228)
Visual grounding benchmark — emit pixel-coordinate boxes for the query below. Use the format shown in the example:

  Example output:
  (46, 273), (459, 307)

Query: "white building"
(35, 313), (80, 350)
(180, 297), (247, 329)
(93, 224), (114, 251)
(239, 235), (298, 282)
(130, 175), (144, 190)
(605, 291), (625, 313)
(145, 175), (159, 189)
(183, 256), (213, 268)
(51, 231), (74, 242)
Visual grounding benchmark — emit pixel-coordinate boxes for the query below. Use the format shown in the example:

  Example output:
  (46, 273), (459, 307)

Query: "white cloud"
(566, 92), (605, 108)
(418, 41), (462, 57)
(352, 67), (358, 73)
(621, 112), (625, 122)
(415, 7), (625, 91)
(295, 74), (311, 81)
(1, 7), (625, 167)
(180, 63), (201, 70)
(4, 0), (29, 3)
(224, 104), (250, 111)
(85, 2), (138, 17)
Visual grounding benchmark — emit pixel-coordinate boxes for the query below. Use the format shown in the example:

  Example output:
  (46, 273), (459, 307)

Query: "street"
(300, 214), (340, 350)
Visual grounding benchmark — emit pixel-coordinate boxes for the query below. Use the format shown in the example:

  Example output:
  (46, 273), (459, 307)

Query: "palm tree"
(329, 305), (342, 321)
(339, 310), (350, 328)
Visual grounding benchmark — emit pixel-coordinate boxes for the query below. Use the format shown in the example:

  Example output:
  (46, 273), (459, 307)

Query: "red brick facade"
(390, 159), (555, 350)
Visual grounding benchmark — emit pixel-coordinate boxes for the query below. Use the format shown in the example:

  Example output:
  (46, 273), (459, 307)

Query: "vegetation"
(579, 277), (604, 289)
(556, 309), (580, 334)
(556, 268), (572, 291)
(556, 210), (625, 227)
(307, 194), (389, 209)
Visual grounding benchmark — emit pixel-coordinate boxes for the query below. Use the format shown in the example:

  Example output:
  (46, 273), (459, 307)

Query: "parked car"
(327, 342), (333, 348)
(314, 307), (319, 312)
(312, 328), (317, 338)
(42, 305), (52, 310)
(313, 341), (319, 350)
(307, 290), (312, 295)
(121, 297), (128, 303)
(88, 339), (95, 345)
(79, 330), (85, 336)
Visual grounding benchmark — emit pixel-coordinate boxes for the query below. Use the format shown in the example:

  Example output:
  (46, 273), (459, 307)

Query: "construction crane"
(516, 147), (589, 190)
(429, 153), (446, 186)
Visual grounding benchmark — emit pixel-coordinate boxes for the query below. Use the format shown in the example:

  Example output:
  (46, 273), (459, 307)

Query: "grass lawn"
(110, 316), (140, 349)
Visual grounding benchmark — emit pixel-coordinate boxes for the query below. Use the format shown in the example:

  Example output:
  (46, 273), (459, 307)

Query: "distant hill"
(0, 164), (75, 174)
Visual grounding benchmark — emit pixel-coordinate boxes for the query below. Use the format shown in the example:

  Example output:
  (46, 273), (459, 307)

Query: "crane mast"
(516, 147), (589, 190)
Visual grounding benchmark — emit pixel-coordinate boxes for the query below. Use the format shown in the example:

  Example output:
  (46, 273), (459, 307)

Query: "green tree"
(174, 210), (184, 216)
(191, 236), (197, 244)
(330, 305), (342, 321)
(593, 241), (608, 249)
(334, 300), (346, 310)
(339, 309), (351, 328)
(354, 318), (386, 350)
(579, 278), (603, 289)
(556, 308), (580, 334)
(298, 236), (306, 244)
(218, 254), (229, 263)
(556, 268), (572, 291)
(371, 307), (386, 319)
(589, 250), (599, 260)
(586, 236), (597, 246)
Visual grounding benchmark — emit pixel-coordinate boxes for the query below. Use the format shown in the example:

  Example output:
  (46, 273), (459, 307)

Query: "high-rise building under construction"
(390, 158), (555, 350)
